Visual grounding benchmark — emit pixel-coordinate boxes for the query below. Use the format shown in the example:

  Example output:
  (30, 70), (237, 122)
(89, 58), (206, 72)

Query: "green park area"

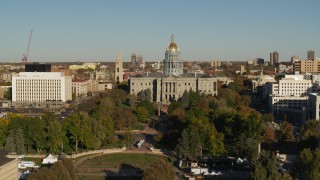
(76, 153), (170, 179)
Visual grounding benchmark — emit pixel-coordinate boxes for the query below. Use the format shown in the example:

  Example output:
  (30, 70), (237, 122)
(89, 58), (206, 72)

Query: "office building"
(270, 51), (279, 65)
(257, 58), (264, 65)
(293, 59), (320, 74)
(307, 50), (315, 61)
(25, 63), (51, 72)
(267, 75), (317, 125)
(72, 79), (88, 98)
(131, 53), (137, 66)
(12, 72), (72, 106)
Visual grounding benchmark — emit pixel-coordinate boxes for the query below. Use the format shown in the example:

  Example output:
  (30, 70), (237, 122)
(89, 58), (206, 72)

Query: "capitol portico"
(129, 35), (219, 104)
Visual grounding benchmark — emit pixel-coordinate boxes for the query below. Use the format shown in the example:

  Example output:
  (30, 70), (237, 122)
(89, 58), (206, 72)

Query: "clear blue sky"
(1, 0), (320, 62)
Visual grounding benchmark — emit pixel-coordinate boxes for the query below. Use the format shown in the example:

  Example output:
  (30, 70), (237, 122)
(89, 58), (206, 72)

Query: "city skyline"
(1, 0), (320, 62)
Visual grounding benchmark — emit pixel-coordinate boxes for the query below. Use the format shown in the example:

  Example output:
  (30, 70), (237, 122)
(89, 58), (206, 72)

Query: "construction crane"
(22, 29), (33, 63)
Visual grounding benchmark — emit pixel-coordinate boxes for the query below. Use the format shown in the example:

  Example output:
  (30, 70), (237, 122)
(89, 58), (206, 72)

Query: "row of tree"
(159, 88), (265, 162)
(0, 89), (155, 154)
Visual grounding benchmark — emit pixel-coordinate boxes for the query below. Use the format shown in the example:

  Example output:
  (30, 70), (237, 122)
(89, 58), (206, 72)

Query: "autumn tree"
(261, 113), (274, 122)
(50, 160), (73, 180)
(279, 121), (295, 142)
(142, 159), (175, 180)
(113, 108), (137, 130)
(264, 127), (276, 144)
(28, 159), (75, 180)
(168, 107), (187, 131)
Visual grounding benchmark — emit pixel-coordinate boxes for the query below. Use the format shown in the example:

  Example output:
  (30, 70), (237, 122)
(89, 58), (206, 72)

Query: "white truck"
(18, 161), (39, 169)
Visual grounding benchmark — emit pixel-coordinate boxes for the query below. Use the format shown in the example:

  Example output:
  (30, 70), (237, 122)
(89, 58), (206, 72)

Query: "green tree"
(139, 100), (155, 115)
(4, 130), (15, 153)
(176, 125), (202, 160)
(91, 100), (115, 145)
(296, 148), (320, 180)
(235, 134), (259, 162)
(251, 163), (267, 180)
(189, 90), (201, 108)
(301, 120), (320, 149)
(137, 89), (152, 102)
(228, 75), (247, 93)
(136, 106), (149, 123)
(251, 150), (286, 180)
(0, 120), (8, 147)
(47, 121), (64, 153)
(123, 131), (133, 147)
(28, 118), (47, 154)
(63, 113), (83, 152)
(15, 128), (25, 154)
(179, 90), (190, 108)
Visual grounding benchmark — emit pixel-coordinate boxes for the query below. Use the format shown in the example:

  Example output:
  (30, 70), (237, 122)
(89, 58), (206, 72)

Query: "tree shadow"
(105, 163), (143, 180)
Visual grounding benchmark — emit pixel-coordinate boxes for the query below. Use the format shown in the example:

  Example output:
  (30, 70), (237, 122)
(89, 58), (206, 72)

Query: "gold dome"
(167, 42), (179, 51)
(166, 34), (179, 51)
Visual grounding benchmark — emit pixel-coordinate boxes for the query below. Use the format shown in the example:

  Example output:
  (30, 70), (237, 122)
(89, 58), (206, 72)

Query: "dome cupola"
(166, 34), (179, 52)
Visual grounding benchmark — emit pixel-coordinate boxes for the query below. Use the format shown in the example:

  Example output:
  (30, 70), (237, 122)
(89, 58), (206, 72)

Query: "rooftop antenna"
(22, 29), (33, 63)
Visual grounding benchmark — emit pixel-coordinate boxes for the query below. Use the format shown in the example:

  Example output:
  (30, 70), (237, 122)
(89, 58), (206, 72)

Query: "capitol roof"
(166, 34), (179, 52)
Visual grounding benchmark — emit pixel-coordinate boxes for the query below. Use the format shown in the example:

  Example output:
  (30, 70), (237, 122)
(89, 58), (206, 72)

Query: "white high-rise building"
(267, 75), (317, 125)
(12, 72), (72, 106)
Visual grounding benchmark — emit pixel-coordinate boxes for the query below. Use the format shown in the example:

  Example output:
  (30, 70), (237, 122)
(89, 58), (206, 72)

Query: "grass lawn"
(76, 153), (169, 173)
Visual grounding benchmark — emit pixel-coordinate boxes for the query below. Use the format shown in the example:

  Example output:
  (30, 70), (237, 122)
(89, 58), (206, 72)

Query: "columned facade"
(129, 35), (219, 104)
(129, 76), (218, 104)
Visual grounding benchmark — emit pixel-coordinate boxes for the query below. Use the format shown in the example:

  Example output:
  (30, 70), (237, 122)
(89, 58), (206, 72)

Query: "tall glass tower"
(163, 34), (183, 76)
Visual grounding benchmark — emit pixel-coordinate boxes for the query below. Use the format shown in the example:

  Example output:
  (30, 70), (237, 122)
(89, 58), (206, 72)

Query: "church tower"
(163, 34), (183, 76)
(114, 51), (123, 83)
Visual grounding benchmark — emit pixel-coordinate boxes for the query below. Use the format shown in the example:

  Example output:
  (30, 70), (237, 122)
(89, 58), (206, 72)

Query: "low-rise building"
(72, 79), (88, 98)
